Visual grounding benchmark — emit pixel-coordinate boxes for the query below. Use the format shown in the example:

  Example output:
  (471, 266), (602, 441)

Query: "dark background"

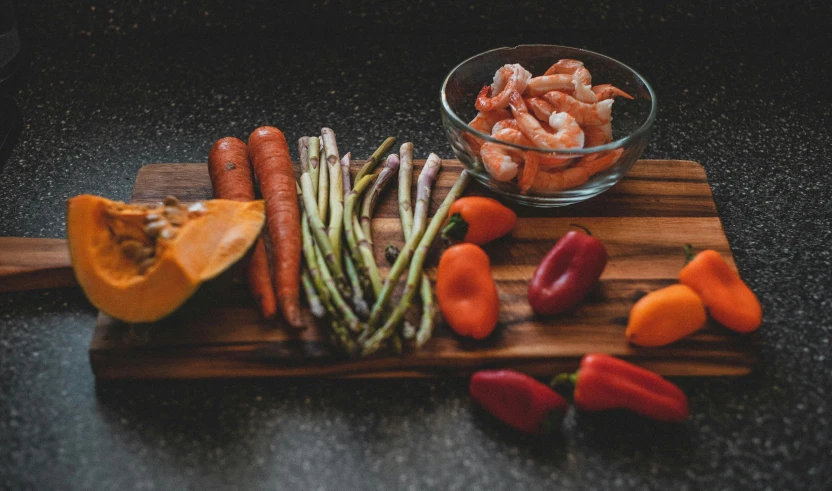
(2, 1), (831, 489)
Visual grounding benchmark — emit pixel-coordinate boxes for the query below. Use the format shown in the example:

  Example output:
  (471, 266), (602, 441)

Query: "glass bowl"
(440, 44), (656, 207)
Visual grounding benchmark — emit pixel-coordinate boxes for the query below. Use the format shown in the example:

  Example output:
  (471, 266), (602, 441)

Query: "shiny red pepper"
(528, 229), (608, 315)
(555, 353), (689, 422)
(469, 370), (568, 434)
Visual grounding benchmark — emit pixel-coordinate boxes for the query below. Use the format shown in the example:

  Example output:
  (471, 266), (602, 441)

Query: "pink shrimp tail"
(475, 86), (492, 110)
(508, 90), (527, 113)
(592, 84), (634, 101)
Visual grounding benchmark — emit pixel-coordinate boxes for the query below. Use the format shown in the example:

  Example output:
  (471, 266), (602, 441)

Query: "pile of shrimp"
(464, 59), (633, 193)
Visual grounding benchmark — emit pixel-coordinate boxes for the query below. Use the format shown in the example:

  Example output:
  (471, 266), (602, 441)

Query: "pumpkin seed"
(137, 257), (155, 274)
(145, 213), (160, 222)
(119, 240), (144, 259)
(138, 246), (155, 259)
(144, 220), (166, 237)
(162, 196), (180, 207)
(188, 202), (206, 213)
(159, 228), (176, 240)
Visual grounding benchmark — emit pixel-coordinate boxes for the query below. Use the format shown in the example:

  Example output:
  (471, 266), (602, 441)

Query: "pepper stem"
(684, 243), (695, 264)
(550, 371), (579, 398)
(569, 223), (592, 236)
(441, 213), (468, 242)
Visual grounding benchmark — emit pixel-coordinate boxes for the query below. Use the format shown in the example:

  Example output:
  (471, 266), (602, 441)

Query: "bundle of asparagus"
(297, 129), (471, 356)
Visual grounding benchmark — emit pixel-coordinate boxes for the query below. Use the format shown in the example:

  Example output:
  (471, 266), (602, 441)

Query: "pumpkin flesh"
(67, 195), (265, 323)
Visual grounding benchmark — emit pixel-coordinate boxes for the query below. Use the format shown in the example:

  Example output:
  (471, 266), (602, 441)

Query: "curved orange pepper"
(441, 197), (517, 245)
(625, 284), (707, 347)
(679, 250), (762, 333)
(436, 243), (500, 339)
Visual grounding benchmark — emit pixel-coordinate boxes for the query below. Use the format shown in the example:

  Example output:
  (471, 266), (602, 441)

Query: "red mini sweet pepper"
(553, 353), (689, 422)
(528, 229), (608, 315)
(469, 370), (568, 434)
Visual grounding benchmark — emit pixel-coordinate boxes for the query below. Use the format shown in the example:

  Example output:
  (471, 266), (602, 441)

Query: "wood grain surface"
(85, 159), (759, 379)
(0, 237), (76, 292)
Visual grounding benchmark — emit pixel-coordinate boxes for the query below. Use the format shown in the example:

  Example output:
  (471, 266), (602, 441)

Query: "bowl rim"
(439, 44), (657, 155)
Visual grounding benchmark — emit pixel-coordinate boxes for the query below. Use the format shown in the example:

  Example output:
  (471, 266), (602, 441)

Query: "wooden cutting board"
(82, 159), (760, 379)
(0, 159), (759, 378)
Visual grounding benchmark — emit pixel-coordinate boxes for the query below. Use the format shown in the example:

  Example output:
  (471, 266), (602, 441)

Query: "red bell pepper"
(528, 229), (608, 315)
(554, 353), (689, 422)
(469, 370), (568, 434)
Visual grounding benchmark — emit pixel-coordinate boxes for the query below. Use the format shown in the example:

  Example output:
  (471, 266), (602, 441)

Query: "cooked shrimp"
(531, 148), (624, 192)
(480, 141), (521, 182)
(542, 90), (613, 126)
(544, 59), (586, 79)
(489, 128), (541, 192)
(509, 91), (585, 150)
(526, 97), (555, 122)
(575, 148), (624, 174)
(544, 59), (593, 97)
(464, 109), (512, 155)
(524, 74), (574, 97)
(572, 71), (598, 103)
(491, 127), (531, 146)
(584, 123), (612, 147)
(475, 64), (532, 111)
(468, 109), (512, 134)
(492, 118), (518, 134)
(591, 84), (634, 101)
(531, 166), (593, 192)
(518, 150), (539, 193)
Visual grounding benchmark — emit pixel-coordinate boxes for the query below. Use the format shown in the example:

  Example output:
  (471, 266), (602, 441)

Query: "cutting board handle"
(0, 237), (77, 292)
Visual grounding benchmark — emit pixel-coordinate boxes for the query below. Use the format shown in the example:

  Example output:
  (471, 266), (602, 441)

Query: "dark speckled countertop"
(2, 1), (832, 489)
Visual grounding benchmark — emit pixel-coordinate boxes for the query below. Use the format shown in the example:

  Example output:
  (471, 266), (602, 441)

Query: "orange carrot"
(208, 137), (277, 320)
(247, 127), (304, 328)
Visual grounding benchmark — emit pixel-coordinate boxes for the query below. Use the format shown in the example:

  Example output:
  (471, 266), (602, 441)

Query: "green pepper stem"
(684, 243), (695, 264)
(441, 212), (468, 242)
(550, 371), (579, 398)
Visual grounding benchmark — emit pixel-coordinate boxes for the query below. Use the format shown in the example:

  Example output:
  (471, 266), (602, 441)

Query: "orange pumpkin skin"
(67, 195), (265, 323)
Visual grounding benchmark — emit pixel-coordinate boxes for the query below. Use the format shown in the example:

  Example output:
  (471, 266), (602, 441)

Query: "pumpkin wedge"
(67, 194), (265, 323)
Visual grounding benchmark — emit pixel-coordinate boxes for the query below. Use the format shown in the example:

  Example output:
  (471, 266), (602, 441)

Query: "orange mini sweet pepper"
(679, 249), (762, 333)
(441, 196), (517, 245)
(626, 284), (707, 347)
(436, 243), (500, 339)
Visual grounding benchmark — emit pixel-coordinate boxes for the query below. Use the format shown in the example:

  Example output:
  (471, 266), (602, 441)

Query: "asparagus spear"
(298, 192), (356, 324)
(397, 142), (437, 347)
(344, 174), (381, 296)
(301, 268), (325, 319)
(343, 252), (369, 318)
(313, 239), (362, 333)
(301, 208), (330, 307)
(322, 128), (344, 264)
(299, 136), (310, 173)
(353, 214), (382, 298)
(362, 170), (471, 356)
(306, 136), (320, 200)
(360, 154), (400, 245)
(354, 136), (397, 184)
(339, 152), (372, 317)
(415, 273), (436, 348)
(299, 173), (348, 294)
(301, 211), (354, 353)
(398, 142), (414, 236)
(312, 136), (328, 223)
(340, 152), (352, 193)
(367, 153), (442, 328)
